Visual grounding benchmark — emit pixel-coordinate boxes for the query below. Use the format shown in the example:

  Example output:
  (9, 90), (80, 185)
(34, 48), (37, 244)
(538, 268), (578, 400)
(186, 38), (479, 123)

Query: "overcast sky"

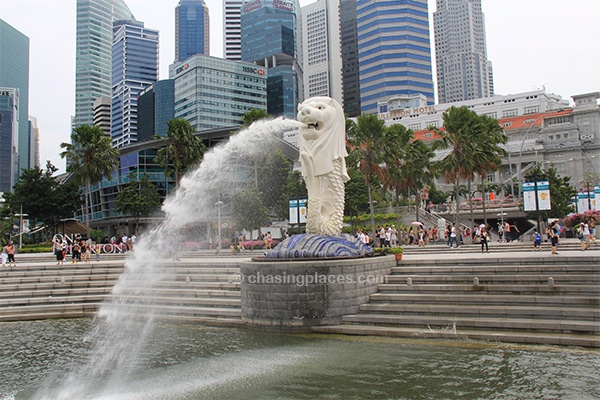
(1, 0), (599, 173)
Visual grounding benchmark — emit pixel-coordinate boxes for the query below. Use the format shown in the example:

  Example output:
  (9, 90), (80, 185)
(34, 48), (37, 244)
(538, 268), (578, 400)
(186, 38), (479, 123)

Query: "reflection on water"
(0, 319), (598, 400)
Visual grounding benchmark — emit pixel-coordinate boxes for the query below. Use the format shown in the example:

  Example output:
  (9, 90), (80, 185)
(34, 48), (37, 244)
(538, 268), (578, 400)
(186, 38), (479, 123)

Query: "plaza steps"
(313, 254), (600, 348)
(401, 238), (594, 254)
(0, 257), (242, 327)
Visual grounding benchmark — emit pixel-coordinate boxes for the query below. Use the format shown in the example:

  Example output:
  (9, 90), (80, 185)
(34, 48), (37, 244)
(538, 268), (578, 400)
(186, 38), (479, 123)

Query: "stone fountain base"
(240, 256), (395, 330)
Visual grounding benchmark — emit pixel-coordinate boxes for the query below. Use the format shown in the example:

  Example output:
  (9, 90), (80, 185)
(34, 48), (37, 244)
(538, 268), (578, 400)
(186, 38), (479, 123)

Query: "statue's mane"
(299, 97), (349, 180)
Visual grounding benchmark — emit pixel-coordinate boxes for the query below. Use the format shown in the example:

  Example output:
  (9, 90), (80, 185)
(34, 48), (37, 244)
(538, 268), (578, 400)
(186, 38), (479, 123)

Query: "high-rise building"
(0, 88), (19, 193)
(241, 0), (303, 118)
(433, 0), (494, 104)
(301, 0), (343, 105)
(339, 0), (360, 117)
(137, 79), (175, 142)
(111, 20), (159, 148)
(93, 96), (111, 137)
(356, 0), (434, 115)
(28, 116), (40, 169)
(223, 0), (244, 61)
(175, 0), (210, 62)
(170, 54), (267, 132)
(75, 0), (135, 129)
(0, 19), (29, 184)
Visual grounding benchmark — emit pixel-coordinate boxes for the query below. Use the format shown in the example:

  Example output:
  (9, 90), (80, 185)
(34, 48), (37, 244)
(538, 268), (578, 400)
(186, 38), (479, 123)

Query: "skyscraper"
(339, 0), (360, 117)
(75, 0), (135, 128)
(0, 19), (29, 189)
(433, 0), (494, 104)
(0, 88), (19, 193)
(175, 0), (210, 62)
(241, 0), (303, 118)
(170, 54), (267, 132)
(111, 20), (159, 148)
(301, 0), (343, 105)
(223, 0), (244, 61)
(356, 0), (434, 114)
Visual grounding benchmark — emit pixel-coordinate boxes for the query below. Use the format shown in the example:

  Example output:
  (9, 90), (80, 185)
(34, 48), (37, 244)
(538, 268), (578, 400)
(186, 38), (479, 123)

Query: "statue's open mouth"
(306, 122), (321, 131)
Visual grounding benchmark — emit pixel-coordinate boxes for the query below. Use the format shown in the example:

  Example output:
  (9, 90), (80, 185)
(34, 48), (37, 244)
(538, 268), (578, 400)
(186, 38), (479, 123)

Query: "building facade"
(75, 0), (135, 128)
(433, 0), (494, 103)
(379, 90), (600, 201)
(356, 0), (435, 115)
(241, 0), (303, 118)
(301, 0), (343, 105)
(137, 79), (175, 142)
(111, 20), (159, 148)
(0, 19), (30, 183)
(339, 0), (361, 117)
(93, 96), (111, 137)
(175, 0), (210, 62)
(0, 88), (19, 193)
(223, 0), (244, 61)
(170, 54), (268, 133)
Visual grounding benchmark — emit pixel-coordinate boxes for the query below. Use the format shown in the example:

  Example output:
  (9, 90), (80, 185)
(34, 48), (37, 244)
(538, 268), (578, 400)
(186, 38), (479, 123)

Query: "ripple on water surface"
(0, 319), (599, 400)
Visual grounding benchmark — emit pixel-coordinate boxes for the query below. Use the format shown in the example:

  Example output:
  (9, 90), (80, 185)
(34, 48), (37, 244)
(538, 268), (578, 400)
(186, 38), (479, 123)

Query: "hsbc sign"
(242, 66), (265, 75)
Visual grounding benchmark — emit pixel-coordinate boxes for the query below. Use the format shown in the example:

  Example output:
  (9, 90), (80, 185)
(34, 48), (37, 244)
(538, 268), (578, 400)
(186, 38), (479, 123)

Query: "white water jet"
(33, 117), (304, 400)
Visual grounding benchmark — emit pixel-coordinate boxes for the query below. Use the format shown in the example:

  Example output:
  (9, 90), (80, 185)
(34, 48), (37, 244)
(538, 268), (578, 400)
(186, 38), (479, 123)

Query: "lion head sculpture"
(297, 97), (350, 181)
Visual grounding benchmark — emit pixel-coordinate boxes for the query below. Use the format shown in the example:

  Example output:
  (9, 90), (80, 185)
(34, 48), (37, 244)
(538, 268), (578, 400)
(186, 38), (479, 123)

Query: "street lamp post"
(215, 201), (223, 254)
(15, 205), (28, 249)
(518, 115), (545, 199)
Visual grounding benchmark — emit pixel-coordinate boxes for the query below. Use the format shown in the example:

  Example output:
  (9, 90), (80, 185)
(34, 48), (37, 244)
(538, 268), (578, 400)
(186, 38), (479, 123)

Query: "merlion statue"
(297, 96), (350, 236)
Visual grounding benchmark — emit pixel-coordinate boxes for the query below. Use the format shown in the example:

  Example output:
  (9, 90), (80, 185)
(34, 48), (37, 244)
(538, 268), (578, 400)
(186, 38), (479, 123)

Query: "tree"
(114, 172), (162, 233)
(385, 124), (436, 222)
(154, 118), (207, 189)
(60, 125), (120, 236)
(431, 106), (480, 223)
(230, 186), (270, 242)
(473, 114), (508, 225)
(347, 114), (389, 236)
(256, 149), (292, 212)
(344, 169), (371, 232)
(276, 170), (308, 222)
(241, 109), (269, 127)
(7, 162), (80, 235)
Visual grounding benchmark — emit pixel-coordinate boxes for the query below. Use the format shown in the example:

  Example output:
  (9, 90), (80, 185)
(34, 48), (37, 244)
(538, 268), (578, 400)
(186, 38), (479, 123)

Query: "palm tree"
(385, 124), (436, 223)
(60, 124), (120, 236)
(347, 114), (389, 236)
(474, 114), (508, 225)
(431, 106), (480, 223)
(154, 118), (207, 189)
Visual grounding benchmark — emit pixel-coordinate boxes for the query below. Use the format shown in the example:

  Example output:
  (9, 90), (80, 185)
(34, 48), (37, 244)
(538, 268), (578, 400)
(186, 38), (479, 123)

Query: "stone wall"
(240, 256), (395, 329)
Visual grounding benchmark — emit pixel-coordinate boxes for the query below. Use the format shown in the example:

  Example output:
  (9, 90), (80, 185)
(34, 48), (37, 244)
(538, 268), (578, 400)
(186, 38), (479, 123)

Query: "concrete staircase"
(313, 253), (600, 347)
(0, 254), (242, 326)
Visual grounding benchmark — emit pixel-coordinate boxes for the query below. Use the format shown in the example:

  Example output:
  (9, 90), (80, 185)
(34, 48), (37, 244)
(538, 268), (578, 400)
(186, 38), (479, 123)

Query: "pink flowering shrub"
(562, 210), (600, 227)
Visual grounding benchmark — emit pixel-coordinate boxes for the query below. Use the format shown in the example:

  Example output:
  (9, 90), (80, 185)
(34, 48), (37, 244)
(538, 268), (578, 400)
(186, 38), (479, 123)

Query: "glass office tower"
(241, 0), (302, 118)
(0, 19), (29, 185)
(111, 20), (159, 148)
(175, 0), (210, 62)
(75, 0), (135, 128)
(356, 0), (434, 114)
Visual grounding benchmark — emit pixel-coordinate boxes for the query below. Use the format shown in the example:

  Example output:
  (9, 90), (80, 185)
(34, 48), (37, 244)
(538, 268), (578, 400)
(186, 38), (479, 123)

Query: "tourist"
(83, 239), (91, 263)
(53, 240), (64, 265)
(238, 234), (246, 251)
(1, 243), (7, 267)
(72, 241), (81, 264)
(448, 223), (459, 248)
(5, 241), (16, 267)
(390, 225), (398, 247)
(480, 227), (490, 253)
(549, 221), (559, 255)
(589, 220), (597, 245)
(578, 220), (590, 251)
(532, 229), (542, 252)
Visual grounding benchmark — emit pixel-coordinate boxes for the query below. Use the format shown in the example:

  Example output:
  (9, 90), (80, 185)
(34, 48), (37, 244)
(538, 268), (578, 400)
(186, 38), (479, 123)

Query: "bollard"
(548, 277), (554, 286)
(406, 277), (412, 286)
(473, 277), (479, 286)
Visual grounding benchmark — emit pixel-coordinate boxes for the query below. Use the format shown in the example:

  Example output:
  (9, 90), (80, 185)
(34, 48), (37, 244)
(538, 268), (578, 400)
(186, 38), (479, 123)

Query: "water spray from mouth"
(33, 116), (303, 400)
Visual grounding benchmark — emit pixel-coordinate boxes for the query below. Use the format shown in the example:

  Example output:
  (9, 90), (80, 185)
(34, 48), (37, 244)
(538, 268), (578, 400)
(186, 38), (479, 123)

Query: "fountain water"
(32, 117), (304, 399)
